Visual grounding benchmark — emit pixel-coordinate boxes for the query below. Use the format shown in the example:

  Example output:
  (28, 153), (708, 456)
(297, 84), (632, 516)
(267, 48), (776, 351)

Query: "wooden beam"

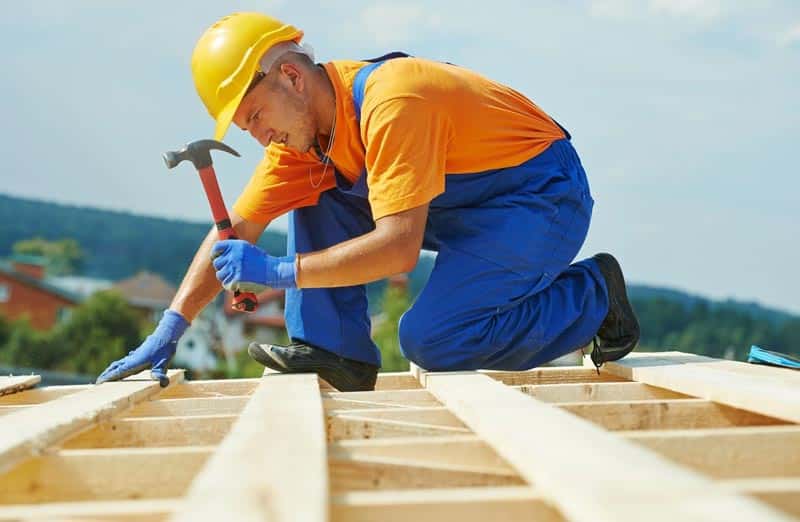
(125, 396), (248, 417)
(328, 415), (471, 441)
(0, 447), (211, 503)
(328, 407), (465, 428)
(479, 367), (627, 386)
(157, 379), (258, 399)
(0, 498), (179, 521)
(329, 456), (524, 493)
(322, 389), (439, 409)
(597, 351), (800, 423)
(0, 405), (26, 416)
(374, 372), (421, 390)
(425, 372), (793, 522)
(558, 398), (787, 431)
(0, 370), (184, 475)
(62, 414), (236, 449)
(171, 373), (328, 522)
(0, 375), (40, 397)
(516, 382), (689, 403)
(0, 385), (87, 405)
(330, 436), (513, 471)
(624, 426), (800, 478)
(724, 478), (800, 518)
(330, 487), (563, 522)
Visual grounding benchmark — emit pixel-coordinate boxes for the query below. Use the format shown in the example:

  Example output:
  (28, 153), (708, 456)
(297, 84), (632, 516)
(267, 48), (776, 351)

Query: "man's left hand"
(211, 240), (297, 292)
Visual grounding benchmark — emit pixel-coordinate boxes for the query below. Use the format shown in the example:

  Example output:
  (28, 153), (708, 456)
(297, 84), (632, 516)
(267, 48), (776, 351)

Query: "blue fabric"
(96, 309), (189, 386)
(212, 239), (296, 291)
(282, 55), (610, 370)
(748, 345), (800, 369)
(285, 189), (382, 366)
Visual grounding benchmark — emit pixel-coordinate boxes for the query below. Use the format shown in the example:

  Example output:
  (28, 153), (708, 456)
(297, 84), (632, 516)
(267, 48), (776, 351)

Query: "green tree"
(372, 284), (411, 372)
(50, 290), (144, 375)
(12, 237), (85, 275)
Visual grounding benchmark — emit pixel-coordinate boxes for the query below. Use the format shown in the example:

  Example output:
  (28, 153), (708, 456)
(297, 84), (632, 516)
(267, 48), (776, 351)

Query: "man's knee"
(398, 308), (437, 369)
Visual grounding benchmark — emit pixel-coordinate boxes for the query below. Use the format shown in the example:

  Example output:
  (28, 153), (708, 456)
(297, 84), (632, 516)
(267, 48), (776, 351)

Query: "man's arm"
(171, 211), (268, 320)
(295, 203), (428, 288)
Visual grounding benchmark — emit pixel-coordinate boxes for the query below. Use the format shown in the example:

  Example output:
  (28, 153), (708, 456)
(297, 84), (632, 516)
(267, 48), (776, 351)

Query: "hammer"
(163, 139), (258, 313)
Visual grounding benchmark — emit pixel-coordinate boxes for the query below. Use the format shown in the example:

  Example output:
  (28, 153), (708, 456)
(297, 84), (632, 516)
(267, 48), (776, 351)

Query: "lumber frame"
(557, 398), (787, 431)
(0, 376), (40, 397)
(330, 487), (563, 522)
(424, 371), (793, 522)
(171, 372), (328, 522)
(597, 351), (800, 423)
(0, 370), (184, 474)
(0, 447), (211, 503)
(623, 426), (800, 478)
(515, 381), (689, 403)
(62, 414), (236, 449)
(125, 396), (248, 417)
(0, 498), (180, 521)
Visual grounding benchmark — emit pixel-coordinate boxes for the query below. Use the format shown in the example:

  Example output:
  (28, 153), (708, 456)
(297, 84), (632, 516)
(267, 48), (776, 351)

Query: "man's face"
(233, 63), (317, 152)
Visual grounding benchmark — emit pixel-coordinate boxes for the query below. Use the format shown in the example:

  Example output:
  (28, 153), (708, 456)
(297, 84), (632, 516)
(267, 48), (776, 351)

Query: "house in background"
(0, 255), (80, 330)
(113, 271), (176, 323)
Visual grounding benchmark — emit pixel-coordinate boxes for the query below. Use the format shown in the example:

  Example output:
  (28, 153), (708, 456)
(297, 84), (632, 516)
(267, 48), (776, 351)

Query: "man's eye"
(252, 110), (261, 123)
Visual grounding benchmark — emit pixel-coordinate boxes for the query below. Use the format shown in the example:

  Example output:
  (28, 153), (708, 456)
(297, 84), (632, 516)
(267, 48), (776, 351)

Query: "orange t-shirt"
(233, 57), (565, 224)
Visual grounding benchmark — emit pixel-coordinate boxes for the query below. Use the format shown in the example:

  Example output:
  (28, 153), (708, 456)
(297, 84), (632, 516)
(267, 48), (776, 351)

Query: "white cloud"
(360, 3), (441, 46)
(649, 0), (722, 22)
(777, 22), (800, 47)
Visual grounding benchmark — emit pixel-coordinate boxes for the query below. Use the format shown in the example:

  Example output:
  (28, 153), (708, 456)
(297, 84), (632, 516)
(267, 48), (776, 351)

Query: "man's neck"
(314, 64), (337, 138)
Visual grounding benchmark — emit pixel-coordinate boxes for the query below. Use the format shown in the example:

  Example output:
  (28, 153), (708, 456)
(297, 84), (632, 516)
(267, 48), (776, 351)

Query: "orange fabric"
(233, 57), (565, 223)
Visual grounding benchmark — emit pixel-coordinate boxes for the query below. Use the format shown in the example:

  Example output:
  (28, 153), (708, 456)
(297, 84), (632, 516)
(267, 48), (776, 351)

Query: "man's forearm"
(170, 215), (269, 321)
(169, 226), (224, 321)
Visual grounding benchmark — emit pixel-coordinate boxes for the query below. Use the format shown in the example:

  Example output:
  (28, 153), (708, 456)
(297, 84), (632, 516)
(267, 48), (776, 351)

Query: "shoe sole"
(592, 253), (641, 364)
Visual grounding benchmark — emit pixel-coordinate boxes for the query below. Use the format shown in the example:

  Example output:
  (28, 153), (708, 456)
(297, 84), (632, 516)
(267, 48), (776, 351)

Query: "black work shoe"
(247, 341), (379, 392)
(590, 253), (640, 369)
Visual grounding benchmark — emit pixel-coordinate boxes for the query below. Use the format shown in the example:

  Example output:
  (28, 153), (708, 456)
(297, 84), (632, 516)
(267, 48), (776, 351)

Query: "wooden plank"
(0, 406), (26, 416)
(0, 370), (184, 475)
(328, 407), (465, 428)
(62, 414), (236, 449)
(559, 398), (788, 431)
(329, 457), (524, 493)
(425, 372), (793, 522)
(157, 378), (258, 398)
(624, 426), (800, 478)
(331, 487), (563, 522)
(323, 389), (439, 408)
(516, 382), (690, 403)
(479, 367), (627, 386)
(0, 375), (40, 397)
(0, 498), (179, 521)
(171, 373), (328, 522)
(330, 436), (514, 471)
(724, 478), (800, 518)
(598, 351), (800, 423)
(125, 396), (248, 417)
(374, 372), (421, 390)
(0, 447), (210, 503)
(328, 416), (471, 441)
(0, 385), (87, 405)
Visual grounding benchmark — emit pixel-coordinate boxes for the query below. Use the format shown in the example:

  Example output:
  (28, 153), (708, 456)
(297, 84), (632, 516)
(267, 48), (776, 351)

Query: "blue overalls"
(284, 54), (610, 371)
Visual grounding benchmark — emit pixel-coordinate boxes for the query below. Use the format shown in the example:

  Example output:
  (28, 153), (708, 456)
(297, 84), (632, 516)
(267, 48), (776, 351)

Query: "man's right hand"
(95, 310), (190, 387)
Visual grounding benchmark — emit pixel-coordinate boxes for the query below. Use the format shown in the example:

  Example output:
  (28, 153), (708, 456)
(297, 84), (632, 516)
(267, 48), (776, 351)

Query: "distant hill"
(0, 193), (285, 285)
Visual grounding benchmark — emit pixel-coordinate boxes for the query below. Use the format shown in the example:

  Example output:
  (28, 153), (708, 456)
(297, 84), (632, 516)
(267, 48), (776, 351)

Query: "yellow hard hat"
(191, 12), (303, 140)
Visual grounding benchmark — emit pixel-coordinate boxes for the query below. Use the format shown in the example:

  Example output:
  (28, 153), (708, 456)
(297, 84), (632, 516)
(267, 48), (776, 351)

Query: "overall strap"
(352, 52), (411, 123)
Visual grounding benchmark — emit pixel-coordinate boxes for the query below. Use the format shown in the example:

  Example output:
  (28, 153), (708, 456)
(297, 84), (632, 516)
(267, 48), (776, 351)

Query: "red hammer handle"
(198, 165), (258, 313)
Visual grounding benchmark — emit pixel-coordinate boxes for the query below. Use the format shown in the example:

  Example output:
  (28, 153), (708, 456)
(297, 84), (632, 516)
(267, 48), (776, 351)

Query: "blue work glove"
(211, 239), (296, 292)
(95, 309), (189, 387)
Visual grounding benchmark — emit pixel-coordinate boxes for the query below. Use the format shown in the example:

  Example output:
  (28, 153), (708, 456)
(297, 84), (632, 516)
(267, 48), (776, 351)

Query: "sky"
(1, 1), (798, 313)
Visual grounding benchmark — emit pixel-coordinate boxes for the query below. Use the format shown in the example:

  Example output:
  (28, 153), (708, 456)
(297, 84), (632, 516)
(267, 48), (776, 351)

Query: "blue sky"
(1, 1), (798, 313)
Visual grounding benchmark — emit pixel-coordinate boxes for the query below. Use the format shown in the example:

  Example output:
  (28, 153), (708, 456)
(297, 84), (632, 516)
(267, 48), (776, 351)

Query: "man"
(96, 12), (640, 391)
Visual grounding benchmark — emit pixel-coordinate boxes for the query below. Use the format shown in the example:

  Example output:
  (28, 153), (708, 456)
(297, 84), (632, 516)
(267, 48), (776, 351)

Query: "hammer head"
(163, 139), (240, 170)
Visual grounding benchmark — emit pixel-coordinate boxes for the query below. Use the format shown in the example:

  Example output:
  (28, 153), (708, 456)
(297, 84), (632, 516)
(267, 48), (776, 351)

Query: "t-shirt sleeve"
(232, 144), (336, 224)
(362, 96), (454, 220)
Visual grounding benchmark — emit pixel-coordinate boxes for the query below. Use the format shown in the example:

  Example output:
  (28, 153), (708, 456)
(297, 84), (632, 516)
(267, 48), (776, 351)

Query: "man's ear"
(280, 62), (304, 91)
